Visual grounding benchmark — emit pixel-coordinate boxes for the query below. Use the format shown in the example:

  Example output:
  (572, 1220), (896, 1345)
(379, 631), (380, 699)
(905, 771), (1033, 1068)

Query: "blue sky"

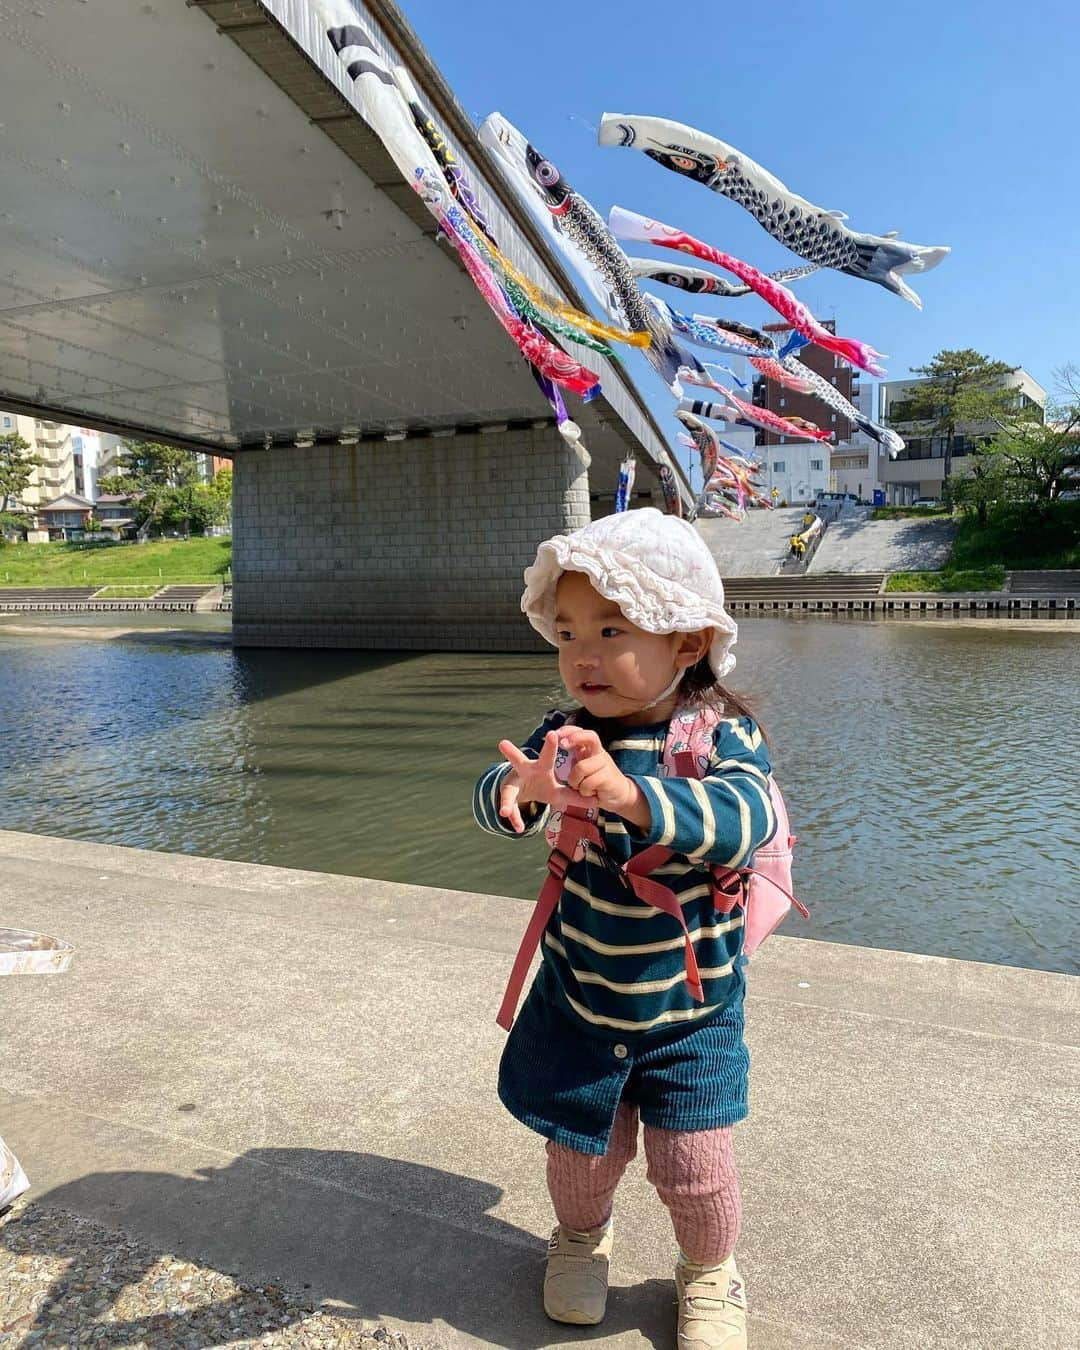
(406, 0), (1079, 449)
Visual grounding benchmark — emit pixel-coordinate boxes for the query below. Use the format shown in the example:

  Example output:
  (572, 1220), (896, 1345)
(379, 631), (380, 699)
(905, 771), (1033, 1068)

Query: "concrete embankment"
(1, 831), (1076, 1348)
(0, 618), (232, 645)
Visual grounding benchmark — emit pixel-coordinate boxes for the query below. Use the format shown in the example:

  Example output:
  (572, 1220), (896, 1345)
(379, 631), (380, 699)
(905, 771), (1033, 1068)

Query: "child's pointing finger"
(498, 739), (529, 771)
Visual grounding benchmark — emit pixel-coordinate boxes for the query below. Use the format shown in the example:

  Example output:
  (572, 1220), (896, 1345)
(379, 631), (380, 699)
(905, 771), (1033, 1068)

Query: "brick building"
(751, 320), (856, 446)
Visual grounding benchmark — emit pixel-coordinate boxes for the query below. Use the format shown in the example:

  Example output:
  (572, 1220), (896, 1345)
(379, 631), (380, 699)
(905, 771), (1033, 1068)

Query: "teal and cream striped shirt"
(474, 710), (777, 1040)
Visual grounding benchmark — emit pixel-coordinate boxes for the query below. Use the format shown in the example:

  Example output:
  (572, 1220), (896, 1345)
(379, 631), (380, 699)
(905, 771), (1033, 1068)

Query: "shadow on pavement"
(16, 1149), (675, 1348)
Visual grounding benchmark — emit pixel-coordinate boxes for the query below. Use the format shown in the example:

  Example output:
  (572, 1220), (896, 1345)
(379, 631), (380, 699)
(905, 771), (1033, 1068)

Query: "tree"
(204, 466), (232, 528)
(158, 468), (231, 535)
(896, 349), (1014, 498)
(0, 431), (43, 537)
(959, 365), (1080, 513)
(948, 440), (1009, 524)
(209, 465), (232, 509)
(99, 439), (200, 537)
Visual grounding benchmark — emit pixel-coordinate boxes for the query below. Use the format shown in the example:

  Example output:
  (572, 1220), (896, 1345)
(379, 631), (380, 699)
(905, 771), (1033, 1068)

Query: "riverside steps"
(1, 830), (1075, 1349)
(0, 585), (226, 613)
(2, 575), (1078, 620)
(722, 573), (1079, 618)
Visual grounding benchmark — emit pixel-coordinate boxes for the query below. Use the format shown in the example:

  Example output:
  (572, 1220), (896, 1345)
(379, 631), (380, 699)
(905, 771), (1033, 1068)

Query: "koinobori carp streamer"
(609, 207), (888, 377)
(599, 113), (949, 309)
(629, 258), (819, 297)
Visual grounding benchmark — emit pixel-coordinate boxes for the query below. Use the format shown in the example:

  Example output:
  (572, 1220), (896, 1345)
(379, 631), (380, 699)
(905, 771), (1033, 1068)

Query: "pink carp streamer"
(680, 372), (833, 444)
(609, 207), (887, 377)
(675, 410), (771, 519)
(455, 226), (600, 395)
(416, 171), (601, 397)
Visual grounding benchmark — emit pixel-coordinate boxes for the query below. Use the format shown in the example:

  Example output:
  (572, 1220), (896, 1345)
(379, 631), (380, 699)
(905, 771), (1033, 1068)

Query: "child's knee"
(643, 1123), (737, 1197)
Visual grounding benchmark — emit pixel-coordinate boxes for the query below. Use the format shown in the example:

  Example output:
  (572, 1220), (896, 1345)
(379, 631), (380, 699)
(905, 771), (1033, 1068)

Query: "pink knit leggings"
(546, 1101), (741, 1265)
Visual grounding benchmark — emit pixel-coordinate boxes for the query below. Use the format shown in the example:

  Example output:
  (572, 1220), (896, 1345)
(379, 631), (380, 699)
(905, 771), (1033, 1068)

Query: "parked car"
(911, 496), (943, 508)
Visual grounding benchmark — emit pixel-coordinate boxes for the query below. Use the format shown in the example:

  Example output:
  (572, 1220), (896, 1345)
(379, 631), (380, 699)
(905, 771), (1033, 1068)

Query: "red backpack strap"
(738, 867), (810, 918)
(622, 846), (705, 1004)
(498, 707), (728, 1029)
(496, 806), (602, 1031)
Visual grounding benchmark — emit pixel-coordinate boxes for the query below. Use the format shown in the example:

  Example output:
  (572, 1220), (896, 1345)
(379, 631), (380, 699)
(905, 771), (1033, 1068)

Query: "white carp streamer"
(599, 113), (949, 309)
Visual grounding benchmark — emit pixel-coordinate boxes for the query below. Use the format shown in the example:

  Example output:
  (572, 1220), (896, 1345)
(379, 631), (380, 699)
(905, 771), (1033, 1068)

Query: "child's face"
(554, 571), (707, 724)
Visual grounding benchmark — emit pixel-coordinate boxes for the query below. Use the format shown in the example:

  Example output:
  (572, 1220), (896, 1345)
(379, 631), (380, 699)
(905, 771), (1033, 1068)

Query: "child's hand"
(497, 732), (592, 833)
(554, 727), (649, 826)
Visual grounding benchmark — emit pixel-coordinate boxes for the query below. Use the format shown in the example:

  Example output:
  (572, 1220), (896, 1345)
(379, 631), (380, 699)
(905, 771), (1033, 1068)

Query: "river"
(0, 615), (1076, 974)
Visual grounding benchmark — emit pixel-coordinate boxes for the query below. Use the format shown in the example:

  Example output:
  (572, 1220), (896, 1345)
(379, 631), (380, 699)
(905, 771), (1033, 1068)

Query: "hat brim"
(522, 535), (737, 679)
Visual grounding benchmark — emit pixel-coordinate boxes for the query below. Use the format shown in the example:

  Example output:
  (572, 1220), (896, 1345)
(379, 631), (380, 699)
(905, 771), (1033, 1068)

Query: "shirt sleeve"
(628, 716), (777, 867)
(472, 710), (567, 839)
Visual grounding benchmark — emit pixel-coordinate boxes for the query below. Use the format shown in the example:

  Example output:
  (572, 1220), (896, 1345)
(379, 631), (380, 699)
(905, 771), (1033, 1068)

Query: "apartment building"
(1, 407), (211, 521)
(0, 412), (76, 508)
(879, 369), (1046, 502)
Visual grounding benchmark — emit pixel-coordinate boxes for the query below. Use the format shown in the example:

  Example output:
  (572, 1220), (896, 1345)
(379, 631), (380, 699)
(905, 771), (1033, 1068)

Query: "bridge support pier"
(231, 426), (590, 650)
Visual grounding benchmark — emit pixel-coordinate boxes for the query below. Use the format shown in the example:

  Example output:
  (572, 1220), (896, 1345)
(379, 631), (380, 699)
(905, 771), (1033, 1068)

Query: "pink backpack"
(495, 706), (807, 1031)
(658, 706), (807, 955)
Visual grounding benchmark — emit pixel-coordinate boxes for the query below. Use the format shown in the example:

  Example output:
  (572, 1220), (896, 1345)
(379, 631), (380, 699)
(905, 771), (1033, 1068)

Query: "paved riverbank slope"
(1, 831), (1076, 1348)
(699, 509), (957, 577)
(808, 512), (956, 573)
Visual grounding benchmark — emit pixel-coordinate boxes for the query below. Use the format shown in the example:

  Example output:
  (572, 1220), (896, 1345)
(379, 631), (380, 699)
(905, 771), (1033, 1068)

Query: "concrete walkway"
(1, 830), (1077, 1349)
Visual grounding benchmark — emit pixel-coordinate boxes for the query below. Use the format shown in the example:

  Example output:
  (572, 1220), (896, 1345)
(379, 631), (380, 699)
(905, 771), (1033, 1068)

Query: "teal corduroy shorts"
(497, 962), (749, 1155)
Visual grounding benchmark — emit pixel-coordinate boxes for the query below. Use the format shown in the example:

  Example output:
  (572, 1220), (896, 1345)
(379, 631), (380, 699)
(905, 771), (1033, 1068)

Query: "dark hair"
(679, 657), (769, 744)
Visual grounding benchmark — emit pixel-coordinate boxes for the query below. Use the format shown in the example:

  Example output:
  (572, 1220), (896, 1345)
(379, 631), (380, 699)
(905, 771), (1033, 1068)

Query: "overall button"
(613, 1043), (628, 1060)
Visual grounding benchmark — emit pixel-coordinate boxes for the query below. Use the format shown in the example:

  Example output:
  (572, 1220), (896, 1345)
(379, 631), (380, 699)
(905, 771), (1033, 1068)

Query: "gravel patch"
(0, 1200), (418, 1348)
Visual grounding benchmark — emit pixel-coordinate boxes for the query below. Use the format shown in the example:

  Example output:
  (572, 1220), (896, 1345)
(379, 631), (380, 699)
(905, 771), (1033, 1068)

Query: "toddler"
(473, 508), (779, 1349)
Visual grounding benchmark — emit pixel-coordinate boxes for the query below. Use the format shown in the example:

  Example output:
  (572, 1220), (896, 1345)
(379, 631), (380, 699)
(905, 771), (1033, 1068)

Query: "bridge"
(0, 0), (679, 648)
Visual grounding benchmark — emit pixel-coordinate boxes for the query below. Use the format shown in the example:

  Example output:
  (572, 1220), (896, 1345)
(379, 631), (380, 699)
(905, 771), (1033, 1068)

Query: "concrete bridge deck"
(1, 830), (1076, 1347)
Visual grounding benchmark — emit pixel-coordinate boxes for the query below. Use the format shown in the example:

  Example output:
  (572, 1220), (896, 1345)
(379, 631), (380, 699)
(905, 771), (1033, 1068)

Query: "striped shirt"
(474, 710), (776, 1040)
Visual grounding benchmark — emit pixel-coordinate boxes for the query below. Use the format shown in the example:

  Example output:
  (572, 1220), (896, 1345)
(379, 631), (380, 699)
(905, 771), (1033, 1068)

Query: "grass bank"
(950, 502), (1080, 571)
(883, 502), (1078, 590)
(0, 538), (231, 587)
(871, 505), (951, 521)
(886, 566), (1006, 593)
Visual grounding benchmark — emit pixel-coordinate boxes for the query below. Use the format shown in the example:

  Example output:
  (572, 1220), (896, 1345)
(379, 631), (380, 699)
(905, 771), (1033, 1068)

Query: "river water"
(0, 616), (1076, 974)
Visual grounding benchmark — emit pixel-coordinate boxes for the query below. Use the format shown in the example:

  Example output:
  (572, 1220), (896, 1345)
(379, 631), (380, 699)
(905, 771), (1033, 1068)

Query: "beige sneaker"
(675, 1253), (747, 1349)
(543, 1220), (613, 1324)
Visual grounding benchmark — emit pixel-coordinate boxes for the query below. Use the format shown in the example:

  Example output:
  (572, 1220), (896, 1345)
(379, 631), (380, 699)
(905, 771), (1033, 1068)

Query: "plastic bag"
(1, 1136), (29, 1210)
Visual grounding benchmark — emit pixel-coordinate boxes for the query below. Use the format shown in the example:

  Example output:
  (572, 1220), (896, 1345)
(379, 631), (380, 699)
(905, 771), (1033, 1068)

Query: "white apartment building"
(878, 368), (1046, 503)
(0, 411), (76, 508)
(830, 381), (886, 502)
(759, 440), (831, 506)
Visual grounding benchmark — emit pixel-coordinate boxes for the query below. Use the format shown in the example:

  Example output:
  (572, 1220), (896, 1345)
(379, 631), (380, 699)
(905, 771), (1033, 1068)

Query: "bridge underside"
(0, 0), (678, 648)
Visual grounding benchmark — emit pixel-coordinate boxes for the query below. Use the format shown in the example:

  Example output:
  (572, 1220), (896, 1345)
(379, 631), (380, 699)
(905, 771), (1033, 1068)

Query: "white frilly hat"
(522, 507), (738, 678)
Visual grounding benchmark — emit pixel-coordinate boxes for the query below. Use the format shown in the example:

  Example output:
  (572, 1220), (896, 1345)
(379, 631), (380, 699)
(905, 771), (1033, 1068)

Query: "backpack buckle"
(547, 847), (572, 881)
(710, 867), (745, 916)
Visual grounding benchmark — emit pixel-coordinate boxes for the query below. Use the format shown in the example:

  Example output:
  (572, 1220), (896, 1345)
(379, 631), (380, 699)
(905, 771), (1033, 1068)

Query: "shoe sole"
(544, 1305), (605, 1326)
